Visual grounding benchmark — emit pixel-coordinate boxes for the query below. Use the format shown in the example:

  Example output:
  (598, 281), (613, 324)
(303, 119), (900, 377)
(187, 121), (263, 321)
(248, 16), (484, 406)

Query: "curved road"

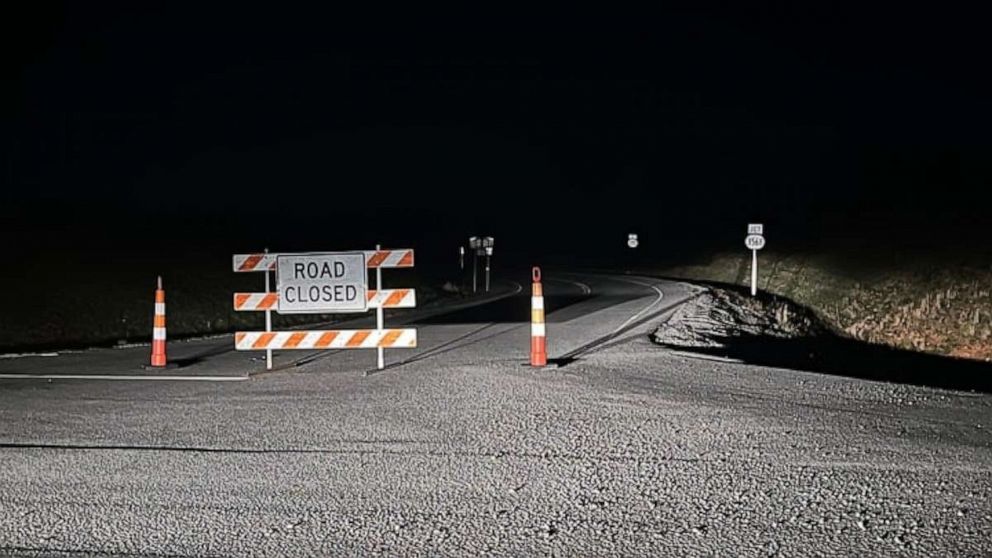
(0, 272), (990, 556)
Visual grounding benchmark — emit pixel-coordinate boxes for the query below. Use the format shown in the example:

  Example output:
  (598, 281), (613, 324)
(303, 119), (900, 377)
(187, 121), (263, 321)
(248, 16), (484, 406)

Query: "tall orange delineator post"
(530, 266), (547, 367)
(150, 276), (168, 367)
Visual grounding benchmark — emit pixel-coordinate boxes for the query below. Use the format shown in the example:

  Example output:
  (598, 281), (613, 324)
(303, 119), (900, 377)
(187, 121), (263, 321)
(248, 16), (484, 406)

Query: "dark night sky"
(3, 4), (991, 269)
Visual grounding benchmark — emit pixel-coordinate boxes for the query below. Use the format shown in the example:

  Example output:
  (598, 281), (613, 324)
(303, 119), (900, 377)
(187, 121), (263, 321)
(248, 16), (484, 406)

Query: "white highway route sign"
(745, 234), (766, 250)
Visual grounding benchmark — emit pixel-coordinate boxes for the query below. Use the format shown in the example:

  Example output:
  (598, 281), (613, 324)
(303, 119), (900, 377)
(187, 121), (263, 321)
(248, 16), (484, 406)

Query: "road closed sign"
(276, 253), (367, 314)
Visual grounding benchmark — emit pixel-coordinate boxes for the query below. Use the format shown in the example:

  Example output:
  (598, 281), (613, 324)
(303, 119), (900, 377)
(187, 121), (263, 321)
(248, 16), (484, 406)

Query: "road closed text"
(276, 253), (368, 314)
(283, 283), (360, 305)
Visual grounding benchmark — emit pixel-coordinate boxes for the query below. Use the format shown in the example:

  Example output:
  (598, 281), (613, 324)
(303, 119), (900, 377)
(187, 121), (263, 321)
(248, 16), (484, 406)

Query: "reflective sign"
(276, 253), (368, 314)
(745, 235), (766, 250)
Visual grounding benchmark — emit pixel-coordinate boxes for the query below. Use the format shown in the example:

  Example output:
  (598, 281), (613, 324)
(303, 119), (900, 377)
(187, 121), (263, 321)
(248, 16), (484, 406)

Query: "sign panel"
(235, 329), (417, 350)
(233, 253), (278, 272)
(748, 223), (764, 235)
(276, 253), (367, 314)
(627, 233), (639, 249)
(235, 249), (413, 271)
(745, 234), (766, 250)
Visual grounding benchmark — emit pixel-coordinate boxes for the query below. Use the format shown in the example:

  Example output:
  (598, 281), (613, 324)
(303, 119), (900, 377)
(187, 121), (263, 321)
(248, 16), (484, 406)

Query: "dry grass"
(655, 253), (992, 362)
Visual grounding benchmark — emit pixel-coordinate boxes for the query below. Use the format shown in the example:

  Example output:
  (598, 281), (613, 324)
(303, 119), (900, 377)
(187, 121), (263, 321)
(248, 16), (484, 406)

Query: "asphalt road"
(1, 272), (990, 556)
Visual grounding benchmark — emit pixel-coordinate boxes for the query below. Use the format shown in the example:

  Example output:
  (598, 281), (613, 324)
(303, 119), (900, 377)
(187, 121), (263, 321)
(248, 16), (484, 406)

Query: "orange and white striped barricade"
(232, 248), (417, 371)
(232, 249), (414, 273)
(236, 329), (417, 351)
(530, 266), (547, 367)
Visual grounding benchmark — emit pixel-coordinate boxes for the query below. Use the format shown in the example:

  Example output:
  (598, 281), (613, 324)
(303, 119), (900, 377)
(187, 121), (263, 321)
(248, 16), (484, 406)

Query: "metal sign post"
(375, 244), (384, 371)
(263, 248), (273, 370)
(472, 257), (478, 293)
(484, 247), (492, 292)
(745, 224), (766, 297)
(751, 248), (758, 296)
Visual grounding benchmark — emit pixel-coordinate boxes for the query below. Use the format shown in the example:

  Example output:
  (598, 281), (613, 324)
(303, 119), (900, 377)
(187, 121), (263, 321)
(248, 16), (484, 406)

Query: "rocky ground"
(652, 287), (829, 349)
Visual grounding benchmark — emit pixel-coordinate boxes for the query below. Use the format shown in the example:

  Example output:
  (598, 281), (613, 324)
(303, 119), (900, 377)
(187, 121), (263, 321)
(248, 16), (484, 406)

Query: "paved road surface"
(1, 272), (990, 556)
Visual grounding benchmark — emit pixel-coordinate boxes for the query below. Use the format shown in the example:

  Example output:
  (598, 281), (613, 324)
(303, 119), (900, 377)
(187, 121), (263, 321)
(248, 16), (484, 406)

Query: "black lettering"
(308, 285), (320, 302)
(334, 261), (345, 277)
(306, 262), (318, 278)
(284, 286), (296, 303)
(320, 261), (333, 278)
(294, 263), (305, 279)
(345, 285), (357, 301)
(322, 285), (333, 301)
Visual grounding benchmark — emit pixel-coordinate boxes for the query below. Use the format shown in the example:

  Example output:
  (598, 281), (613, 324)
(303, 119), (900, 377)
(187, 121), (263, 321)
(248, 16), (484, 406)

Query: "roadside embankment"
(651, 252), (992, 362)
(651, 282), (992, 392)
(652, 287), (829, 349)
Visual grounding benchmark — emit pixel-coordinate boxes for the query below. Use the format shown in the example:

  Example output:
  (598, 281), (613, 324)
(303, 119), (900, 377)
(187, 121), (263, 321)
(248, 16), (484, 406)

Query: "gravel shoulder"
(1, 275), (989, 556)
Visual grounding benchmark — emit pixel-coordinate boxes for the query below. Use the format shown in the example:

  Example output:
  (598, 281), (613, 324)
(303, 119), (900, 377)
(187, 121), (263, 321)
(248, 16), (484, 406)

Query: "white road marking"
(546, 277), (592, 295)
(607, 276), (666, 334)
(0, 374), (248, 382)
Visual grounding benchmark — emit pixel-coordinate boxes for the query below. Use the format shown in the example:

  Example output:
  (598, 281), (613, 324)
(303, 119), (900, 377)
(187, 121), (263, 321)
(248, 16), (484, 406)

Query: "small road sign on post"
(276, 253), (368, 314)
(745, 224), (765, 296)
(468, 236), (494, 293)
(469, 236), (481, 293)
(627, 233), (639, 249)
(482, 237), (494, 293)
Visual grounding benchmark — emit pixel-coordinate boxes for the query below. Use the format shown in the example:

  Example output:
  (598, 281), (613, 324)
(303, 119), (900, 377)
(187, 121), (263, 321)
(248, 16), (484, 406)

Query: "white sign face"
(745, 234), (766, 250)
(276, 253), (367, 314)
(484, 246), (494, 256)
(748, 223), (764, 235)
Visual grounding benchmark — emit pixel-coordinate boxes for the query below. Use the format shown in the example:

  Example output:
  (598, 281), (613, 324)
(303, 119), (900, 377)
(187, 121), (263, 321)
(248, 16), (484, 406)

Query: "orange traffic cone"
(149, 276), (168, 367)
(530, 266), (547, 367)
